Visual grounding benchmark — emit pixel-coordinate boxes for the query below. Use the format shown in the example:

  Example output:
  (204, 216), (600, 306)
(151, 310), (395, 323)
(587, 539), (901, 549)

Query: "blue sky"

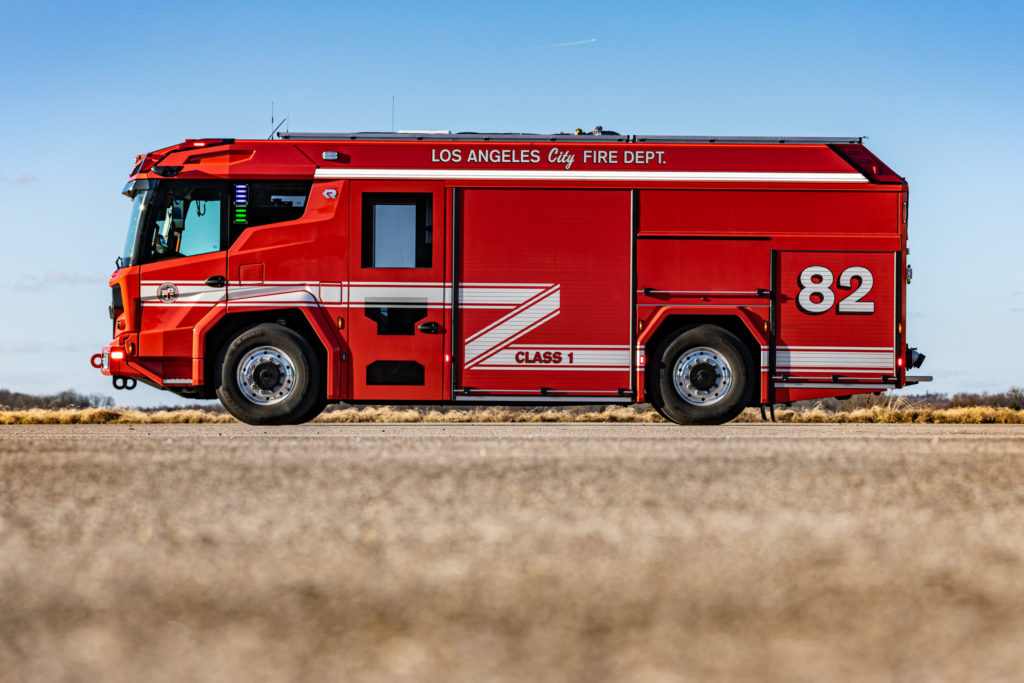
(0, 0), (1021, 406)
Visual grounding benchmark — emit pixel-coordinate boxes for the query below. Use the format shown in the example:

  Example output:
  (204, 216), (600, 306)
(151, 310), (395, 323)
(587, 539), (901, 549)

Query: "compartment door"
(348, 181), (447, 401)
(456, 188), (632, 400)
(774, 251), (897, 390)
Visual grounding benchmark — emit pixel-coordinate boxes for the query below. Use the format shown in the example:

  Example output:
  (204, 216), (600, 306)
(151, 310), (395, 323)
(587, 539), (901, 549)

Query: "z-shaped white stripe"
(464, 286), (560, 368)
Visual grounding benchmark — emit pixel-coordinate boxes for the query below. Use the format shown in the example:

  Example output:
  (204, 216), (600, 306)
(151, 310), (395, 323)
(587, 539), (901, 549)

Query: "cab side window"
(361, 194), (432, 268)
(143, 182), (223, 262)
(229, 181), (313, 246)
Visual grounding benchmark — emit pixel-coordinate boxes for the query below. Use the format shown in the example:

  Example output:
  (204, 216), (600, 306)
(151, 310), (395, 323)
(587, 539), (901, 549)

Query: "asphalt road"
(2, 423), (1024, 682)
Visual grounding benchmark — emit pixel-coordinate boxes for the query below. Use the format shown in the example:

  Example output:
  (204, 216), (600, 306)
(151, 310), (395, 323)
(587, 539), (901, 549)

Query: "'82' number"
(796, 266), (875, 315)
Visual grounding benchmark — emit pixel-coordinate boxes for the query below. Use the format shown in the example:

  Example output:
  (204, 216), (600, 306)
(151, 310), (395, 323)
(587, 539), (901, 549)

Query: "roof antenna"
(392, 95), (396, 133)
(268, 101), (288, 139)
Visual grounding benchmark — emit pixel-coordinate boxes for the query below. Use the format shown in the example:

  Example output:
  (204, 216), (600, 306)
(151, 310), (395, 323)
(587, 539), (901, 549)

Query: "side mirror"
(154, 200), (186, 255)
(168, 199), (185, 249)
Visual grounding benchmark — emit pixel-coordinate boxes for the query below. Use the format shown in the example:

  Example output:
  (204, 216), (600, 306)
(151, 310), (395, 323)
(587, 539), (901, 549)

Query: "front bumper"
(92, 340), (200, 393)
(92, 343), (144, 390)
(94, 343), (134, 377)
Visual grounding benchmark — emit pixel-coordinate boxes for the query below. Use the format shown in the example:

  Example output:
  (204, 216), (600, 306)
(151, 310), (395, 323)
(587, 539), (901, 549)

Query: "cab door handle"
(205, 275), (227, 288)
(417, 321), (440, 334)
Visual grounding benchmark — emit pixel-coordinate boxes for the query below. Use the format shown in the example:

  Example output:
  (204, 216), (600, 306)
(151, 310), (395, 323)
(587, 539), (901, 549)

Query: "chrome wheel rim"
(672, 346), (733, 406)
(236, 346), (296, 405)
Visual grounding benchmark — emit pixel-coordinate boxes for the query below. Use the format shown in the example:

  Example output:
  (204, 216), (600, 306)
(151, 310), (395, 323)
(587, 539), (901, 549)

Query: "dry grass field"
(4, 403), (1024, 424)
(2, 423), (1024, 682)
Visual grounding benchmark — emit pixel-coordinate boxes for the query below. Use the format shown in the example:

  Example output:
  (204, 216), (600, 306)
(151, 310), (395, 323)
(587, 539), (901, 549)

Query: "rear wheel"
(216, 323), (322, 425)
(649, 324), (753, 425)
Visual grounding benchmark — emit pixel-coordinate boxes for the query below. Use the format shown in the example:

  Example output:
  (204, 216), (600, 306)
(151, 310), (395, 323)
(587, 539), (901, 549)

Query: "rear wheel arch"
(647, 323), (755, 425)
(643, 314), (762, 403)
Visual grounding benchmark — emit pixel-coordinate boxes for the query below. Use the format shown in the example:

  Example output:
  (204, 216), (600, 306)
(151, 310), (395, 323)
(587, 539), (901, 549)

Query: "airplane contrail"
(532, 38), (597, 49)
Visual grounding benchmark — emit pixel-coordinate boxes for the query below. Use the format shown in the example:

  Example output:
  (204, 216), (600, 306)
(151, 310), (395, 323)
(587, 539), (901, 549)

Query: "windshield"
(118, 179), (225, 266)
(120, 190), (151, 268)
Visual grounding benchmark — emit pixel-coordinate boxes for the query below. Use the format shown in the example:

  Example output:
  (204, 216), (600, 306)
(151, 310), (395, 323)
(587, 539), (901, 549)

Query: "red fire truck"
(93, 129), (929, 425)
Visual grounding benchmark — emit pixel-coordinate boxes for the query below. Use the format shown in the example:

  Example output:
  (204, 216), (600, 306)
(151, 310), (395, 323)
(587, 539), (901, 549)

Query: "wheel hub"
(237, 346), (296, 405)
(689, 363), (717, 391)
(672, 347), (733, 406)
(253, 362), (282, 390)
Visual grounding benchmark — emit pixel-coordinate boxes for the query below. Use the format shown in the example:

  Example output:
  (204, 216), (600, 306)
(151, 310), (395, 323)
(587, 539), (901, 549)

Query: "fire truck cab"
(95, 129), (929, 424)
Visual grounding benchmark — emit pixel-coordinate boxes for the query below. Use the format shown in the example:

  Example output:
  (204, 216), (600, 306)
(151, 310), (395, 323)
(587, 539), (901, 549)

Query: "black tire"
(648, 324), (753, 426)
(294, 396), (328, 425)
(216, 323), (323, 426)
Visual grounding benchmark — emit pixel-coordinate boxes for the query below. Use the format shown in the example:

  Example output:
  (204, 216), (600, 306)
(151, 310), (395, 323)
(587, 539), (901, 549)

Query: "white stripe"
(230, 284), (316, 300)
(476, 348), (630, 368)
(319, 284), (343, 304)
(141, 302), (223, 308)
(349, 285), (447, 304)
(780, 346), (894, 351)
(474, 366), (629, 372)
(137, 281), (591, 310)
(228, 280), (317, 286)
(140, 285), (225, 304)
(226, 302), (322, 308)
(314, 168), (867, 183)
(230, 290), (318, 305)
(348, 281), (450, 287)
(508, 344), (630, 350)
(761, 368), (890, 376)
(459, 286), (546, 306)
(465, 287), (560, 367)
(777, 383), (894, 390)
(462, 282), (555, 288)
(466, 306), (560, 368)
(141, 280), (210, 286)
(760, 350), (894, 372)
(777, 350), (893, 369)
(465, 286), (555, 344)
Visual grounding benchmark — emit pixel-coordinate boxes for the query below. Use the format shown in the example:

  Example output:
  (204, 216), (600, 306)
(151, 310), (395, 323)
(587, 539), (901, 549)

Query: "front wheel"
(216, 323), (323, 425)
(648, 324), (753, 425)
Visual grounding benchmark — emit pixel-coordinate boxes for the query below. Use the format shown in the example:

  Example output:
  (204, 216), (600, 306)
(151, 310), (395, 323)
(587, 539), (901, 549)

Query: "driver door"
(137, 180), (227, 381)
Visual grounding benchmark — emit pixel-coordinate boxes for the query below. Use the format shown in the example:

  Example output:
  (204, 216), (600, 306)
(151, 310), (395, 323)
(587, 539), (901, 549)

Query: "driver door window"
(144, 182), (224, 262)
